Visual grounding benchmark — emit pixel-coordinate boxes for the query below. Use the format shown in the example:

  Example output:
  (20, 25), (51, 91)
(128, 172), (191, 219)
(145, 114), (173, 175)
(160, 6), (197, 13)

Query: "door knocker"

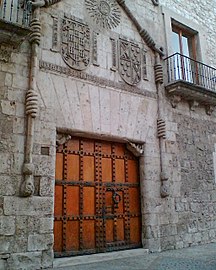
(112, 191), (121, 208)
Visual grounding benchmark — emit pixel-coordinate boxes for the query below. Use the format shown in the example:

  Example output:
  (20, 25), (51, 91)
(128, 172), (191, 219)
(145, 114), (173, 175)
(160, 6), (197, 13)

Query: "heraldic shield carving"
(119, 39), (141, 85)
(61, 16), (91, 70)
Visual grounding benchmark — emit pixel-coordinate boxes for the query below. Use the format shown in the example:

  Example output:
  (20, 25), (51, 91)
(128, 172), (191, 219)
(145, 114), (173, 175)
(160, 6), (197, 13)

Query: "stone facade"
(0, 0), (215, 269)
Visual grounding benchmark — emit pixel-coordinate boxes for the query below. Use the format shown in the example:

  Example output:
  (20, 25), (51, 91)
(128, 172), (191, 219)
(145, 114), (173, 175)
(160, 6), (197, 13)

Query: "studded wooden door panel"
(54, 137), (142, 257)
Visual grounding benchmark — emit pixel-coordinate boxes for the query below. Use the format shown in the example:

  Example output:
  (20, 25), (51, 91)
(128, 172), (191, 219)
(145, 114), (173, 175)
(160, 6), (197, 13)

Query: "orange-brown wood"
(83, 156), (95, 181)
(54, 221), (63, 252)
(67, 155), (79, 181)
(54, 137), (142, 257)
(106, 219), (114, 242)
(55, 153), (63, 180)
(83, 187), (95, 215)
(102, 158), (112, 182)
(115, 159), (125, 182)
(66, 186), (79, 216)
(66, 221), (79, 251)
(83, 220), (95, 249)
(54, 185), (63, 216)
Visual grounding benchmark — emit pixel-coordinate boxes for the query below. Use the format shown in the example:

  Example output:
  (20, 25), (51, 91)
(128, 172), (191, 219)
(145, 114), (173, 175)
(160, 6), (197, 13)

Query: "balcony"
(0, 0), (32, 47)
(165, 53), (216, 111)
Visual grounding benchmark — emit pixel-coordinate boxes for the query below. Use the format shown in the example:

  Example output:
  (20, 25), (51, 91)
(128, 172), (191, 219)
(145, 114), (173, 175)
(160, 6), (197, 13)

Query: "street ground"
(54, 243), (216, 270)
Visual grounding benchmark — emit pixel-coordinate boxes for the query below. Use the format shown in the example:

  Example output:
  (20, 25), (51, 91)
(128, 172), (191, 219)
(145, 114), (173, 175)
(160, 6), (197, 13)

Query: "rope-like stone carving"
(154, 63), (163, 84)
(139, 29), (155, 48)
(116, 0), (163, 56)
(152, 0), (159, 6)
(157, 119), (166, 139)
(45, 0), (61, 6)
(26, 90), (38, 118)
(29, 18), (41, 45)
(20, 3), (42, 197)
(31, 0), (61, 8)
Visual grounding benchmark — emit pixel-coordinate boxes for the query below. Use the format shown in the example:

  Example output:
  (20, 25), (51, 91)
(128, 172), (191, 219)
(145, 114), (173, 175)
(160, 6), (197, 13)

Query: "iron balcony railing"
(0, 0), (32, 27)
(165, 53), (216, 92)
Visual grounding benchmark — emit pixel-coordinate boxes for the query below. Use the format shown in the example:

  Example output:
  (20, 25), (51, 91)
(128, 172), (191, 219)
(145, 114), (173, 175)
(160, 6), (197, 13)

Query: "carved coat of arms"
(119, 39), (141, 85)
(61, 16), (91, 70)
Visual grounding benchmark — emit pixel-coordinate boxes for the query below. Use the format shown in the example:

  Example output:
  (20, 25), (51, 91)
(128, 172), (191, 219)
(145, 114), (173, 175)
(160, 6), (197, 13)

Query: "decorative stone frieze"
(39, 60), (157, 98)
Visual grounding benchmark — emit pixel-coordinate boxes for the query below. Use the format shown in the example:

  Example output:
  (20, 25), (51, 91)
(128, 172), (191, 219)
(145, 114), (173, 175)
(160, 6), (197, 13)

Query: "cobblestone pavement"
(54, 243), (216, 270)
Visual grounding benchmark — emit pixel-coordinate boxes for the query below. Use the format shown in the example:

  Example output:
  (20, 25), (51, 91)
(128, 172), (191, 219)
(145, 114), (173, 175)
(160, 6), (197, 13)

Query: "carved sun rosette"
(85, 0), (121, 29)
(61, 16), (91, 70)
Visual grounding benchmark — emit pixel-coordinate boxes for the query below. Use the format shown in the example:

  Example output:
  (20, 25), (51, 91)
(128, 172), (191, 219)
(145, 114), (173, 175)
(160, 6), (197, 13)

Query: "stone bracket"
(126, 142), (144, 157)
(56, 134), (72, 147)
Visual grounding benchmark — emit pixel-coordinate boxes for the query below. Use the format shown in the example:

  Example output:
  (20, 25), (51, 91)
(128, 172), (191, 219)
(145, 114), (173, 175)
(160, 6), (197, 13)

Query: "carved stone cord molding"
(30, 0), (61, 9)
(20, 5), (41, 197)
(116, 0), (163, 56)
(157, 119), (166, 139)
(152, 0), (159, 6)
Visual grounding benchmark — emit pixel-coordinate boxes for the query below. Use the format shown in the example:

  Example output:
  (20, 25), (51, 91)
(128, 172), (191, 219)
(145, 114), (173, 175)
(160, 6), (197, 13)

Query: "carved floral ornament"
(85, 0), (121, 29)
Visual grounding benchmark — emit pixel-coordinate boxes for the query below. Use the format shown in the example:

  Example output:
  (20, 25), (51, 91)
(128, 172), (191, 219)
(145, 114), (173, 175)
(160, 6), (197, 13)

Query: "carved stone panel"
(61, 16), (91, 70)
(85, 0), (121, 29)
(119, 38), (141, 85)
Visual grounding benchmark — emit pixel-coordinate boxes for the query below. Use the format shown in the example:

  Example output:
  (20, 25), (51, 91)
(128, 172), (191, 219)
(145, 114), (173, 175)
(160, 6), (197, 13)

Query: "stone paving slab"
(53, 244), (216, 270)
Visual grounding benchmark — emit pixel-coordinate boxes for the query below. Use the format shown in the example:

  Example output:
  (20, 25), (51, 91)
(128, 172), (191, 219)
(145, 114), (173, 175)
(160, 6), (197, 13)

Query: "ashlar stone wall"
(0, 0), (215, 269)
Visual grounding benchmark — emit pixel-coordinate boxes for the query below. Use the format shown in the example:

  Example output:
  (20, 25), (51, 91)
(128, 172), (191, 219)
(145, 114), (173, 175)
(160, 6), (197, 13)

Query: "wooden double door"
(54, 137), (142, 257)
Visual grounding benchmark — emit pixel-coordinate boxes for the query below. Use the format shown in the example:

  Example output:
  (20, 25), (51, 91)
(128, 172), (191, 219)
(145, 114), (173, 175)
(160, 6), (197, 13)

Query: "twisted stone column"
(20, 5), (41, 196)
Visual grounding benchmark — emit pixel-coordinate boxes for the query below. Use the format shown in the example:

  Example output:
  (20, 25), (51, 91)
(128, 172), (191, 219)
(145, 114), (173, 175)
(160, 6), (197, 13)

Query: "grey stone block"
(28, 233), (54, 252)
(4, 197), (53, 216)
(0, 216), (15, 236)
(7, 252), (42, 270)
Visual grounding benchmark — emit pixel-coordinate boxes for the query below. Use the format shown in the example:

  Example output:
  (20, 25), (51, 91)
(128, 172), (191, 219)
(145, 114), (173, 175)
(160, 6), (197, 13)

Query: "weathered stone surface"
(39, 218), (53, 234)
(27, 234), (53, 251)
(0, 216), (15, 236)
(0, 236), (11, 253)
(7, 252), (42, 270)
(0, 175), (15, 196)
(4, 197), (53, 216)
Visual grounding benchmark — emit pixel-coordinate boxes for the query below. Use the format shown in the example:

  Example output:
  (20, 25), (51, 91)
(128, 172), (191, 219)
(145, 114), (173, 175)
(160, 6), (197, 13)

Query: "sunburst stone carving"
(85, 0), (121, 29)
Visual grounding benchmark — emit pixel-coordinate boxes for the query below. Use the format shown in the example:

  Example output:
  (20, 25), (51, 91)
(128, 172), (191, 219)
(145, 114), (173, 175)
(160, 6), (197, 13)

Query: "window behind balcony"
(171, 21), (198, 83)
